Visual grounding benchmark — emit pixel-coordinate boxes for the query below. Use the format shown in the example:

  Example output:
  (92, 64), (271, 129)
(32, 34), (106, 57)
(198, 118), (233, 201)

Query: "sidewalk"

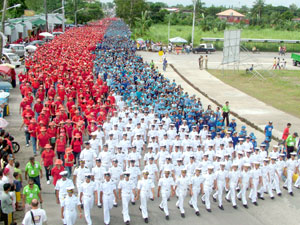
(139, 51), (300, 140)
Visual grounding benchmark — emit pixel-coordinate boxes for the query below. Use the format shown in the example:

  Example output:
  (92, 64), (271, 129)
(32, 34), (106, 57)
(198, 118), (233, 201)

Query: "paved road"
(8, 61), (300, 225)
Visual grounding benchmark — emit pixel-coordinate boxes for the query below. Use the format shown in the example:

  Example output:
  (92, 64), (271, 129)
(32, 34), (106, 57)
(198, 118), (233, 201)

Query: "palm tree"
(135, 10), (151, 36)
(252, 0), (265, 19)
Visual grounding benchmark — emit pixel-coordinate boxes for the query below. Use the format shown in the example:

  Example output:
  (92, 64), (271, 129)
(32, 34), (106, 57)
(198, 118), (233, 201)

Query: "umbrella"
(0, 64), (15, 69)
(39, 32), (54, 38)
(0, 118), (8, 128)
(169, 37), (188, 43)
(0, 65), (12, 75)
(25, 45), (37, 51)
(136, 38), (144, 42)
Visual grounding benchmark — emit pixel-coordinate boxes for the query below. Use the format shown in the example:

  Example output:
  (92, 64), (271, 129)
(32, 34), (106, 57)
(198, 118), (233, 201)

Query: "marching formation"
(18, 19), (300, 225)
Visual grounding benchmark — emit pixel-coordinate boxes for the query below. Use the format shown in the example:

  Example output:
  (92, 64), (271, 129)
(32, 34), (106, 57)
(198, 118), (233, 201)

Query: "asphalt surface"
(7, 57), (300, 225)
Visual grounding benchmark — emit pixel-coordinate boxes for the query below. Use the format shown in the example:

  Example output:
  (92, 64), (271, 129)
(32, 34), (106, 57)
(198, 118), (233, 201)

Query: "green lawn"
(134, 24), (300, 52)
(208, 69), (300, 118)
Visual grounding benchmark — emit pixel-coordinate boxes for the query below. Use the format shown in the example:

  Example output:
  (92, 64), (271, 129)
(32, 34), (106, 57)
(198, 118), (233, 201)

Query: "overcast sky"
(101, 0), (299, 7)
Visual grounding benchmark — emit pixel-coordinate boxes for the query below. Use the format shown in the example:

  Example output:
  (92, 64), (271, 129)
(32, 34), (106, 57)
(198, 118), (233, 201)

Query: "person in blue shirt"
(229, 118), (237, 131)
(239, 126), (247, 138)
(251, 136), (257, 149)
(264, 121), (273, 139)
(210, 127), (216, 139)
(232, 131), (239, 147)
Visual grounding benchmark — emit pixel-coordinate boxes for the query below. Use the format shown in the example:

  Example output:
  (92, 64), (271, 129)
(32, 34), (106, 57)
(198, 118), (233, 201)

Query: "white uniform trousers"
(95, 181), (102, 206)
(249, 179), (259, 202)
(283, 170), (294, 193)
(259, 178), (274, 198)
(140, 191), (150, 219)
(103, 194), (114, 225)
(271, 175), (281, 194)
(83, 195), (93, 225)
(122, 194), (131, 222)
(213, 182), (225, 207)
(201, 187), (212, 209)
(64, 209), (77, 225)
(85, 160), (93, 171)
(189, 188), (200, 212)
(112, 179), (120, 204)
(59, 195), (67, 224)
(237, 182), (249, 205)
(159, 190), (170, 216)
(226, 184), (237, 206)
(176, 190), (187, 214)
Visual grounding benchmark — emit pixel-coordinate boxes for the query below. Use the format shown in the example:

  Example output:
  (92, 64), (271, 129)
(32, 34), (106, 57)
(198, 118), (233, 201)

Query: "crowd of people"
(2, 18), (299, 225)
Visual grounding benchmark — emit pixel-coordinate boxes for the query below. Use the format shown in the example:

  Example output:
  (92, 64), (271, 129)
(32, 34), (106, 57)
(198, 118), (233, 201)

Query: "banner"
(24, 10), (35, 17)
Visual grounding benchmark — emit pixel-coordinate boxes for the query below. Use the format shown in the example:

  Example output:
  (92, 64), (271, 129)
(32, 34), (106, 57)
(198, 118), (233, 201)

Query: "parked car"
(151, 44), (162, 52)
(5, 44), (25, 57)
(2, 53), (21, 67)
(25, 40), (45, 47)
(192, 43), (216, 54)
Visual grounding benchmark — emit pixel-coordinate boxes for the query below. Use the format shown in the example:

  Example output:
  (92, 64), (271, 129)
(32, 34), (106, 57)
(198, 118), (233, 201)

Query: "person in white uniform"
(283, 152), (298, 196)
(189, 168), (204, 216)
(61, 186), (82, 225)
(175, 168), (191, 218)
(157, 169), (175, 220)
(226, 163), (240, 209)
(91, 158), (106, 208)
(136, 170), (155, 223)
(100, 172), (118, 225)
(237, 163), (252, 208)
(258, 158), (274, 200)
(201, 166), (217, 212)
(73, 160), (89, 195)
(79, 173), (97, 225)
(118, 171), (136, 225)
(80, 142), (97, 171)
(109, 159), (123, 207)
(213, 162), (228, 210)
(249, 161), (262, 206)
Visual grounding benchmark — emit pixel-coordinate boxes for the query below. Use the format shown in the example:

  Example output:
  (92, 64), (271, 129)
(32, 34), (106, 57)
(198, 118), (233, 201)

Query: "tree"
(114, 0), (148, 27)
(251, 0), (265, 19)
(76, 3), (104, 24)
(6, 0), (27, 18)
(135, 10), (151, 35)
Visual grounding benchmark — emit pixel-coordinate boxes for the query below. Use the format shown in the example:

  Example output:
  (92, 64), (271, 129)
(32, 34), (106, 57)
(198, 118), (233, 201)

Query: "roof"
(31, 18), (46, 26)
(200, 37), (300, 44)
(292, 18), (300, 21)
(216, 9), (245, 17)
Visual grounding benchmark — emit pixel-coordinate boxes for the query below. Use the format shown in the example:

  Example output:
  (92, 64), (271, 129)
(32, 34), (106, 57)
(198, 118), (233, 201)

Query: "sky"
(100, 0), (300, 8)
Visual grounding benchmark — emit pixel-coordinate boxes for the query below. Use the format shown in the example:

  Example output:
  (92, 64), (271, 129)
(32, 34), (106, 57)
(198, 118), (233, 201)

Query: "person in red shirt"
(281, 123), (292, 145)
(70, 133), (82, 165)
(64, 119), (73, 144)
(22, 105), (35, 119)
(64, 148), (74, 178)
(33, 98), (43, 119)
(41, 144), (55, 185)
(28, 118), (38, 156)
(32, 79), (40, 96)
(20, 113), (32, 147)
(51, 159), (65, 186)
(55, 133), (66, 162)
(37, 127), (50, 153)
(47, 122), (57, 148)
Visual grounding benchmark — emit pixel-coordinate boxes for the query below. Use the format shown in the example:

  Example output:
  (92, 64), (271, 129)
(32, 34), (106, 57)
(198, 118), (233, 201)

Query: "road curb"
(169, 63), (280, 142)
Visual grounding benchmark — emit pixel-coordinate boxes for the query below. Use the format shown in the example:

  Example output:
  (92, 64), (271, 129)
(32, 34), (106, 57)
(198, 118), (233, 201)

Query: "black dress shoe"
(206, 208), (212, 212)
(98, 205), (102, 208)
(167, 198), (170, 201)
(195, 211), (200, 216)
(181, 213), (185, 218)
(289, 192), (294, 196)
(113, 203), (118, 207)
(237, 197), (241, 201)
(233, 205), (238, 209)
(125, 221), (130, 225)
(213, 197), (217, 202)
(150, 198), (154, 201)
(166, 215), (169, 220)
(139, 207), (141, 211)
(159, 206), (163, 211)
(189, 203), (193, 208)
(283, 186), (288, 190)
(131, 201), (135, 205)
(225, 198), (230, 203)
(270, 196), (274, 200)
(258, 196), (265, 200)
(218, 205), (224, 210)
(253, 202), (258, 206)
(278, 193), (282, 196)
(201, 199), (205, 204)
(144, 218), (148, 223)
(243, 204), (248, 209)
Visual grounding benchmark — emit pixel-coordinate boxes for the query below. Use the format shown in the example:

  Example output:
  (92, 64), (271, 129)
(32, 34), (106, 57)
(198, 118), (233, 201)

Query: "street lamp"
(62, 0), (65, 32)
(75, 8), (84, 26)
(191, 0), (197, 48)
(51, 7), (64, 14)
(0, 4), (21, 12)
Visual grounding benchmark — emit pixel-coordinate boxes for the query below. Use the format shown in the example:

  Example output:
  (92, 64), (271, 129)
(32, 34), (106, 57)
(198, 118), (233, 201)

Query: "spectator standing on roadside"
(25, 157), (43, 190)
(22, 199), (47, 225)
(264, 121), (273, 140)
(222, 101), (230, 127)
(285, 132), (298, 158)
(163, 57), (168, 72)
(1, 183), (14, 225)
(204, 55), (208, 69)
(22, 179), (42, 213)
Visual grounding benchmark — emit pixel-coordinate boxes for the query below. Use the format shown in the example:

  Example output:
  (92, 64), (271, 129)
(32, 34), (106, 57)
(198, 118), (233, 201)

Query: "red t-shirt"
(71, 139), (81, 153)
(64, 153), (74, 167)
(282, 127), (290, 140)
(37, 133), (50, 147)
(56, 139), (66, 152)
(41, 150), (55, 167)
(51, 166), (65, 186)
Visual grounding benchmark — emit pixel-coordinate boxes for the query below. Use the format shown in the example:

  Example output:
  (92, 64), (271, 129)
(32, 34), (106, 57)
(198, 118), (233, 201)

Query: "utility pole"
(168, 13), (171, 44)
(62, 0), (65, 32)
(191, 0), (196, 48)
(44, 0), (48, 32)
(0, 0), (8, 58)
(74, 0), (77, 25)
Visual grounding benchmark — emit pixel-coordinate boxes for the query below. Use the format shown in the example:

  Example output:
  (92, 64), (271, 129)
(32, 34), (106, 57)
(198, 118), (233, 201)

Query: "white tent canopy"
(169, 37), (188, 43)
